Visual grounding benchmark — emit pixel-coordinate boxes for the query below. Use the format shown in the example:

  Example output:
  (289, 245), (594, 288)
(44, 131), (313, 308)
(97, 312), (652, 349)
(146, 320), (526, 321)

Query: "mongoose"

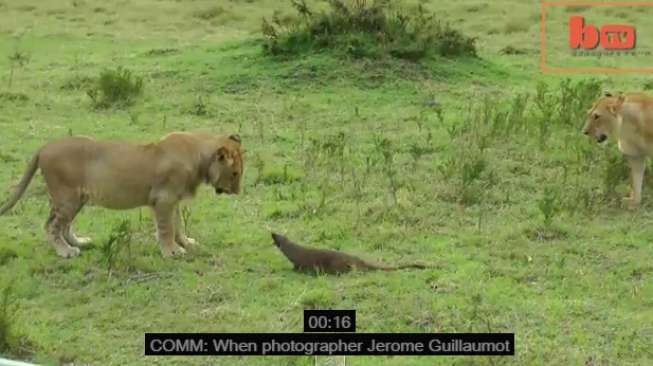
(271, 233), (427, 274)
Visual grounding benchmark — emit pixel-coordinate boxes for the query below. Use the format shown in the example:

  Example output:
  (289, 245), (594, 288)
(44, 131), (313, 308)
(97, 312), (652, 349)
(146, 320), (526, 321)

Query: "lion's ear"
(216, 146), (228, 161)
(229, 134), (241, 143)
(609, 95), (625, 114)
(617, 94), (625, 105)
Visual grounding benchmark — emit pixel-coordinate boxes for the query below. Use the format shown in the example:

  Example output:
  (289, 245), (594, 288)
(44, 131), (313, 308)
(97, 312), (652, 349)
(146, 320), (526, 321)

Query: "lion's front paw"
(622, 197), (640, 210)
(55, 245), (81, 258)
(177, 236), (198, 249)
(73, 236), (93, 247)
(76, 236), (92, 244)
(161, 244), (187, 257)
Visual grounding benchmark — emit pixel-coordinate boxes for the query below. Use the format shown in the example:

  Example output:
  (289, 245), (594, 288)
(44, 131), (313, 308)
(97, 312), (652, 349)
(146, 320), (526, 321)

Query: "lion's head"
(583, 94), (624, 144)
(207, 134), (243, 195)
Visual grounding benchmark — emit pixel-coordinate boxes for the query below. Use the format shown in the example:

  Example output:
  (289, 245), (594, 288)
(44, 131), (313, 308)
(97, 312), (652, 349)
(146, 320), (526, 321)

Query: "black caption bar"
(145, 333), (514, 356)
(304, 310), (356, 332)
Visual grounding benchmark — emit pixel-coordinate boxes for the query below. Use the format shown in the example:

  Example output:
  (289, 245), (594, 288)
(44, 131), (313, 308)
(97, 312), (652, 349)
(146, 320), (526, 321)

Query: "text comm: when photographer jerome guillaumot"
(211, 338), (512, 355)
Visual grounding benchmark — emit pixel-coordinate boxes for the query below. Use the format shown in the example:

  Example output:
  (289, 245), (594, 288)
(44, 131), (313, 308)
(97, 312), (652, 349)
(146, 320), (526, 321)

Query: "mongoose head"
(271, 232), (286, 248)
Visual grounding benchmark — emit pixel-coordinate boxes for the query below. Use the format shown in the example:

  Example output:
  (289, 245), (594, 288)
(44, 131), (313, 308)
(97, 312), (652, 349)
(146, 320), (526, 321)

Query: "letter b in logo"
(569, 16), (599, 49)
(569, 16), (636, 50)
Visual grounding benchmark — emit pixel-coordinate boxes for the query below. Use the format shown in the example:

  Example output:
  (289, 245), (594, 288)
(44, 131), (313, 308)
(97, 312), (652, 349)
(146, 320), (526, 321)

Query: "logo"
(569, 16), (636, 50)
(541, 2), (653, 74)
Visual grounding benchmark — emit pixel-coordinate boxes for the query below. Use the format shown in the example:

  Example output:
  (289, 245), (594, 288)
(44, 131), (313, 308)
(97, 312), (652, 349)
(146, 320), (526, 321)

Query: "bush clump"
(0, 281), (16, 354)
(262, 0), (477, 61)
(87, 67), (144, 109)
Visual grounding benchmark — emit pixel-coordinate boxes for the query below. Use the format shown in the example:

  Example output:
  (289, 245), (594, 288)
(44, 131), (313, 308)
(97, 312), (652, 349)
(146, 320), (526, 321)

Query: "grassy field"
(1, 0), (652, 365)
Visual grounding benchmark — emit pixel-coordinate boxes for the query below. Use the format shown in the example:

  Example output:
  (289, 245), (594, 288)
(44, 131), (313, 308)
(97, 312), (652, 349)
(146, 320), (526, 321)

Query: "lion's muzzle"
(215, 187), (238, 195)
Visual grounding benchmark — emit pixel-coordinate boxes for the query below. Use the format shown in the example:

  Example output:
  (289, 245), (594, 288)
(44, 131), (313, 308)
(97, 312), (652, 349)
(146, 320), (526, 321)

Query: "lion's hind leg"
(41, 163), (86, 258)
(45, 203), (81, 258)
(62, 195), (92, 247)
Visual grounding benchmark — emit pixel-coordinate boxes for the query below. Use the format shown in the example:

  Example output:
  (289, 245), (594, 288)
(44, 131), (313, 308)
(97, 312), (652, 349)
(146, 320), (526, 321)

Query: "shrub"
(190, 95), (209, 116)
(300, 288), (334, 308)
(0, 281), (16, 353)
(557, 78), (602, 125)
(373, 136), (401, 204)
(644, 80), (653, 90)
(262, 0), (477, 61)
(0, 92), (28, 103)
(193, 6), (225, 20)
(439, 146), (495, 206)
(0, 248), (17, 266)
(61, 75), (94, 91)
(538, 186), (560, 228)
(500, 45), (527, 55)
(602, 152), (629, 201)
(503, 18), (530, 34)
(101, 219), (133, 276)
(531, 78), (601, 127)
(87, 67), (144, 109)
(530, 78), (601, 146)
(260, 164), (302, 185)
(458, 149), (494, 205)
(7, 49), (29, 89)
(565, 5), (592, 12)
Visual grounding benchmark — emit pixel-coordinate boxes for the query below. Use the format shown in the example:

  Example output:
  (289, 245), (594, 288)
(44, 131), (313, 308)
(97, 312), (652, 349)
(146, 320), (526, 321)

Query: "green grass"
(1, 0), (653, 365)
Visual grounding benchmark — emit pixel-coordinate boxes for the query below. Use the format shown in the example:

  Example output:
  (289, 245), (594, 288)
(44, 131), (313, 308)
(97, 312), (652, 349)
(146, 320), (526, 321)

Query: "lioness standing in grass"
(583, 92), (653, 207)
(0, 132), (243, 258)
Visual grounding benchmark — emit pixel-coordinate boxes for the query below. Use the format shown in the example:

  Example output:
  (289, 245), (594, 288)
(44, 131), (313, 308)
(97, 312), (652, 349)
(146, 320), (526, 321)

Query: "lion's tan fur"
(0, 132), (243, 258)
(584, 92), (653, 206)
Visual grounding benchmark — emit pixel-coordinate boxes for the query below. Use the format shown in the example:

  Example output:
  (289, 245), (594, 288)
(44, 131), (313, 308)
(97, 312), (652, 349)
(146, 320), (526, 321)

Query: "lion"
(0, 132), (243, 258)
(583, 92), (653, 207)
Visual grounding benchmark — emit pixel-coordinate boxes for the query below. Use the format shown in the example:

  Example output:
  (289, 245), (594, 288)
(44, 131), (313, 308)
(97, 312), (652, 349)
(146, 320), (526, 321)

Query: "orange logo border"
(541, 1), (653, 74)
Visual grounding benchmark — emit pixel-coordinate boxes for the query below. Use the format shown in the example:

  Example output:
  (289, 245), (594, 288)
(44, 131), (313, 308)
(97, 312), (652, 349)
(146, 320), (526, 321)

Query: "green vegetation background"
(0, 0), (652, 365)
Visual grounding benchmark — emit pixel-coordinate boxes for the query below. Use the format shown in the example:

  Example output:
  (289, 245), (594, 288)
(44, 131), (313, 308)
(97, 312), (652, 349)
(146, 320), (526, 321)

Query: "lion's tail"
(0, 152), (40, 215)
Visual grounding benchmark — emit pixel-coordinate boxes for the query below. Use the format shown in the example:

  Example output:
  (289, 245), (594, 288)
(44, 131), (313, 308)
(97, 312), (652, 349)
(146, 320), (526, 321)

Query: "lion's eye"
(233, 172), (239, 177)
(593, 113), (600, 120)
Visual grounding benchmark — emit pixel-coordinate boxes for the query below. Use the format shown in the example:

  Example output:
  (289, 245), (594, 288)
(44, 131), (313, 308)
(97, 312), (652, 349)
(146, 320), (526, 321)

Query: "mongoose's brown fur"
(271, 233), (427, 274)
